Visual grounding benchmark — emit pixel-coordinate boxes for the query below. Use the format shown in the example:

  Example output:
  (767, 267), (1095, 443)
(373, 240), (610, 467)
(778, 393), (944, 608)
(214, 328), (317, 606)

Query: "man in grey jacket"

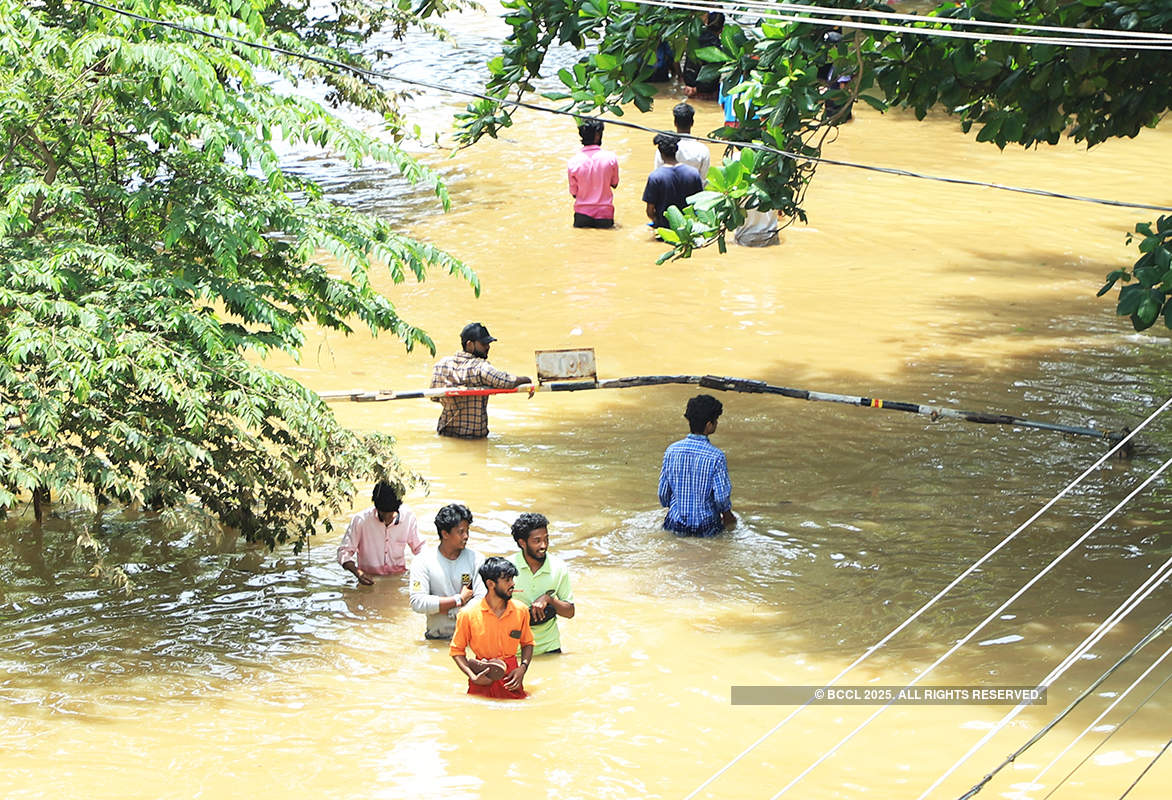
(409, 503), (486, 639)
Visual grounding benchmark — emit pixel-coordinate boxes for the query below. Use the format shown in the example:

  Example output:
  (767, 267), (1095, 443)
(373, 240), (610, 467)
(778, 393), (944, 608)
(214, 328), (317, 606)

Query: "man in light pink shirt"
(337, 481), (424, 584)
(567, 119), (619, 228)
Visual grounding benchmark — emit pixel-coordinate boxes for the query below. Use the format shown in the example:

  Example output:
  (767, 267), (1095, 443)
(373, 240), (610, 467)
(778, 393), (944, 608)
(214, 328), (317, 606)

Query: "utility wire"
(1040, 667), (1172, 800)
(1032, 641), (1172, 787)
(763, 451), (1172, 800)
(625, 0), (1172, 50)
(681, 395), (1172, 800)
(947, 608), (1172, 800)
(70, 0), (1172, 215)
(739, 0), (1172, 42)
(1117, 736), (1172, 799)
(44, 9), (1172, 796)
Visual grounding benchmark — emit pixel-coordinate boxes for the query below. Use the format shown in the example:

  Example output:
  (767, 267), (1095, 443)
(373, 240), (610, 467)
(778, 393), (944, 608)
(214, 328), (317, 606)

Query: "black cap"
(460, 322), (497, 344)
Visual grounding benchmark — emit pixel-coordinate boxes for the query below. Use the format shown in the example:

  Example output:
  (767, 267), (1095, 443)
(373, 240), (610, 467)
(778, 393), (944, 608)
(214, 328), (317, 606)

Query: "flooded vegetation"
(4, 5), (1172, 799)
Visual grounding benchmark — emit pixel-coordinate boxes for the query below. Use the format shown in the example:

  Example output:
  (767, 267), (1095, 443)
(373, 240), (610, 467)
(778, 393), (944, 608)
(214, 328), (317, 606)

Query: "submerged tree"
(458, 0), (1172, 326)
(0, 0), (477, 579)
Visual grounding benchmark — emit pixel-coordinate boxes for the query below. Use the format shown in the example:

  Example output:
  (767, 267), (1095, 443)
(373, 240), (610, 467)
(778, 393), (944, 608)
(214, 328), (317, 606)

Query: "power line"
(764, 451), (1172, 800)
(1117, 736), (1172, 799)
(66, 0), (1172, 215)
(681, 395), (1172, 800)
(627, 0), (1172, 50)
(747, 1), (1172, 42)
(1041, 661), (1172, 800)
(947, 607), (1172, 800)
(1032, 640), (1172, 788)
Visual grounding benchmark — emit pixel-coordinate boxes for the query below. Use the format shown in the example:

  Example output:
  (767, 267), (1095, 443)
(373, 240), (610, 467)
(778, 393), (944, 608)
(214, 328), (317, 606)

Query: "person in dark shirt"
(682, 12), (725, 99)
(642, 134), (704, 231)
(818, 29), (854, 121)
(649, 40), (675, 82)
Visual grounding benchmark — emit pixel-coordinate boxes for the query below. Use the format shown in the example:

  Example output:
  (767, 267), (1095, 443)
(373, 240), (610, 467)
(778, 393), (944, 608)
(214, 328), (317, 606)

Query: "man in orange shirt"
(449, 556), (535, 699)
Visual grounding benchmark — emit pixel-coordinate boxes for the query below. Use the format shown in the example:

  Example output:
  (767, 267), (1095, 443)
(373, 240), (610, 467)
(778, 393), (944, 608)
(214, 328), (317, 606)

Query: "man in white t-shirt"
(734, 208), (780, 247)
(409, 503), (486, 640)
(654, 102), (710, 183)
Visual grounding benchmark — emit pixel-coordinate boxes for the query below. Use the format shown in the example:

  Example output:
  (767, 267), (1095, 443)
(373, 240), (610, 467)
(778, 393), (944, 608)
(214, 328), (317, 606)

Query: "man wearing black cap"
(429, 323), (532, 438)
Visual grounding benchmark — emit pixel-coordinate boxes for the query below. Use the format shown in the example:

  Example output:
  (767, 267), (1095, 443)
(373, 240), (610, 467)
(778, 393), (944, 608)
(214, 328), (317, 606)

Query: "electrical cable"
(945, 607), (1172, 800)
(625, 0), (1172, 50)
(732, 0), (1172, 42)
(1117, 735), (1172, 799)
(67, 0), (1172, 214)
(31, 9), (1172, 795)
(667, 0), (1172, 48)
(1040, 667), (1172, 799)
(1031, 640), (1172, 787)
(681, 394), (1172, 800)
(27, 4), (1171, 429)
(761, 452), (1172, 800)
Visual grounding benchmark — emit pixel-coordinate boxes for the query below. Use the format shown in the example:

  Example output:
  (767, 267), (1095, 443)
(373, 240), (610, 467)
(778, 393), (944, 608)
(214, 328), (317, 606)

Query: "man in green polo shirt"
(508, 512), (575, 655)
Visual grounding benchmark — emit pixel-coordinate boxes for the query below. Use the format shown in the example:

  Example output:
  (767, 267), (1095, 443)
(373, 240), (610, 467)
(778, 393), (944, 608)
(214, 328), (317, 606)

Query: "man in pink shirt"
(337, 481), (424, 584)
(567, 119), (620, 228)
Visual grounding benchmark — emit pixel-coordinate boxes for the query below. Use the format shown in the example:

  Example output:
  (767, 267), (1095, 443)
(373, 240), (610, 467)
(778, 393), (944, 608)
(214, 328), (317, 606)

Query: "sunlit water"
(4, 6), (1172, 799)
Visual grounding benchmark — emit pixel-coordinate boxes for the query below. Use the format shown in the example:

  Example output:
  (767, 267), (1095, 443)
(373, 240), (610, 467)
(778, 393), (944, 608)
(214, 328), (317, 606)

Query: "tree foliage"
(872, 0), (1172, 149)
(0, 0), (477, 570)
(869, 0), (1172, 331)
(456, 0), (868, 258)
(460, 0), (1172, 321)
(1100, 216), (1172, 331)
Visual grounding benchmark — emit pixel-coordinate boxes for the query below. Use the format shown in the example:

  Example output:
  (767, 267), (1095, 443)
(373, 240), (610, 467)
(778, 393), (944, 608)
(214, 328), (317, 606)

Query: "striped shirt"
(430, 352), (520, 438)
(658, 434), (732, 537)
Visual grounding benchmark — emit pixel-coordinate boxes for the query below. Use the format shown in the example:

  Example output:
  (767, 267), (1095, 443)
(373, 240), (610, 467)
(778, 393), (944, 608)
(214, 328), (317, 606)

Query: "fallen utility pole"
(319, 373), (1126, 443)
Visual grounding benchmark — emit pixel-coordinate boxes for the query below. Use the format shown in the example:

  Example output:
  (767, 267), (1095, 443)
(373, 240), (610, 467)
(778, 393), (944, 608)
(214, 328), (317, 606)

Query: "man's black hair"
(434, 503), (473, 538)
(480, 555), (518, 584)
(672, 102), (695, 130)
(511, 512), (550, 543)
(684, 394), (723, 433)
(372, 480), (402, 513)
(653, 132), (680, 159)
(578, 119), (604, 146)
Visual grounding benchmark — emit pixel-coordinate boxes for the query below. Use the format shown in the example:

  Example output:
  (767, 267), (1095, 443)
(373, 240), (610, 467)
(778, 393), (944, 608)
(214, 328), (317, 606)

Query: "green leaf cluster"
(873, 0), (1172, 149)
(1, 0), (476, 562)
(1099, 217), (1172, 331)
(455, 0), (702, 135)
(462, 0), (1171, 338)
(866, 0), (1172, 328)
(457, 2), (867, 255)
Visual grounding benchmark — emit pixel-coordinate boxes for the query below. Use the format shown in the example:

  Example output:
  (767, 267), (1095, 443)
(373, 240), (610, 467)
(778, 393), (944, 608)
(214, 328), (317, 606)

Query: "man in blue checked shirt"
(658, 394), (736, 537)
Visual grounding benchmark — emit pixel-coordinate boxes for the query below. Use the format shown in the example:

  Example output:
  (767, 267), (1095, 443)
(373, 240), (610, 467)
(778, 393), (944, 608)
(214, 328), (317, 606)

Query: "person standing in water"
(658, 394), (735, 537)
(567, 119), (620, 228)
(450, 557), (535, 699)
(337, 480), (423, 585)
(430, 323), (532, 439)
(508, 512), (575, 655)
(409, 503), (486, 640)
(643, 134), (704, 232)
(682, 12), (725, 100)
(654, 102), (710, 183)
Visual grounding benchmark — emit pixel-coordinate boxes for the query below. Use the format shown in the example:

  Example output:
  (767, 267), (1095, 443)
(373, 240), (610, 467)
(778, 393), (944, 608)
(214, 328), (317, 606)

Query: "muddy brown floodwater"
(4, 8), (1172, 800)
